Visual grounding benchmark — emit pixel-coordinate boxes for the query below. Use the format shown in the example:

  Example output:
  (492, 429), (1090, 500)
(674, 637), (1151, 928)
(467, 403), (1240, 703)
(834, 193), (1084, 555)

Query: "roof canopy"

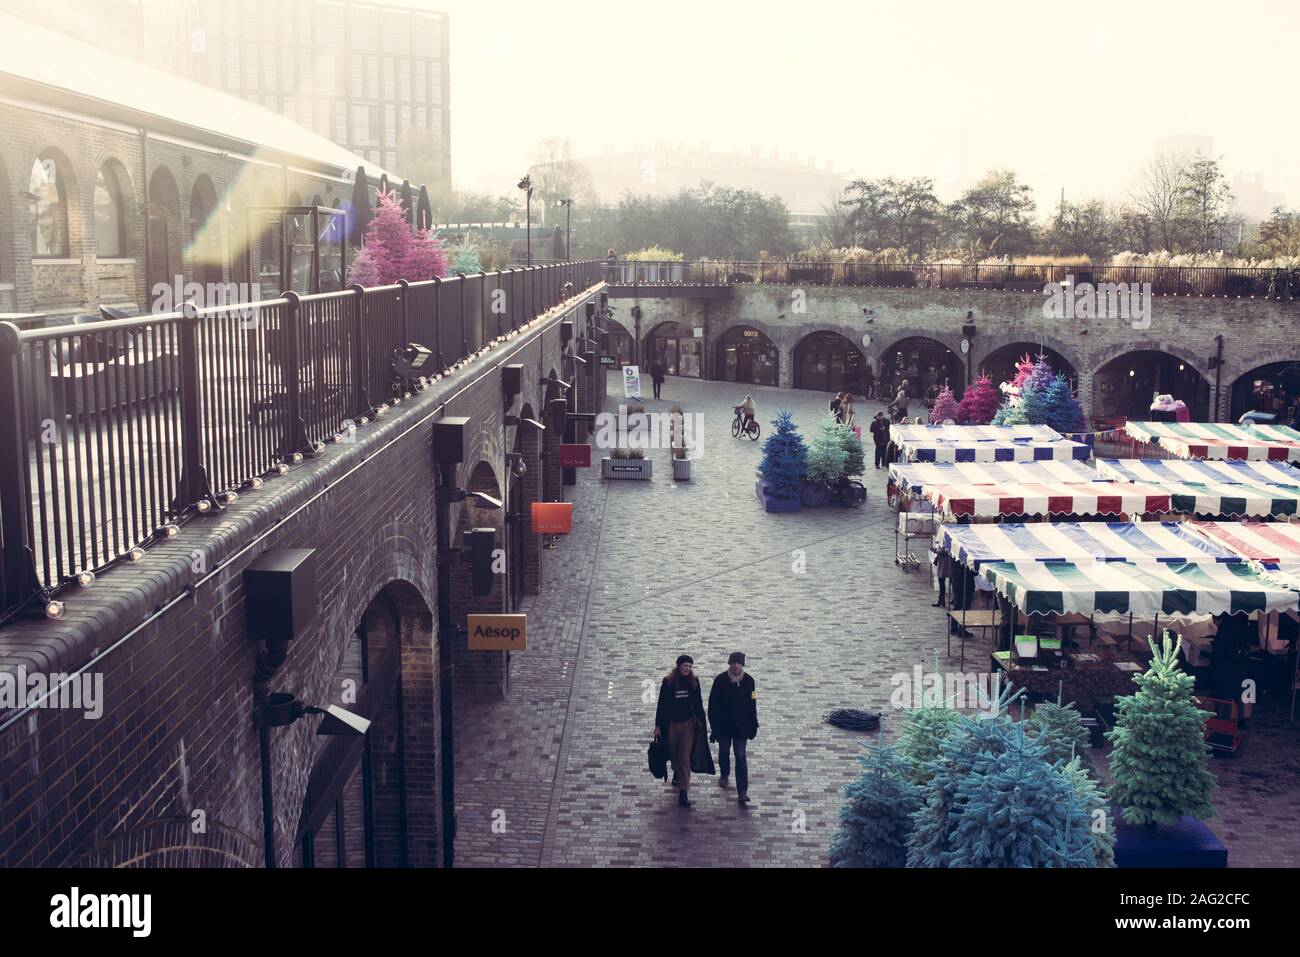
(902, 439), (1092, 464)
(937, 521), (1240, 570)
(981, 560), (1298, 618)
(1122, 422), (1300, 462)
(890, 460), (1103, 495)
(1190, 521), (1300, 566)
(889, 423), (1063, 445)
(1097, 458), (1300, 485)
(925, 480), (1170, 520)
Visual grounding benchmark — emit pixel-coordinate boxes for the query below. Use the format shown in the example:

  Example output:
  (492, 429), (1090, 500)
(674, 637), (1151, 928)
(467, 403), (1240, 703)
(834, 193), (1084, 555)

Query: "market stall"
(900, 438), (1093, 464)
(890, 460), (1103, 497)
(1189, 520), (1300, 570)
(1150, 480), (1300, 519)
(1096, 458), (1300, 485)
(936, 521), (1240, 572)
(1122, 421), (1300, 462)
(924, 480), (1170, 521)
(889, 423), (1066, 444)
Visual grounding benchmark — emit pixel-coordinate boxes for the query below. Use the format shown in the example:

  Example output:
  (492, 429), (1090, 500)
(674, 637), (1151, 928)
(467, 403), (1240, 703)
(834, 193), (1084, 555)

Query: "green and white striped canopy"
(1122, 422), (1300, 461)
(980, 560), (1299, 618)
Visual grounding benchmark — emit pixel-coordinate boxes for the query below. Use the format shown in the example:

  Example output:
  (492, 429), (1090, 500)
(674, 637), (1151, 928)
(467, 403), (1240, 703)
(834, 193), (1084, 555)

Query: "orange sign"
(467, 614), (527, 651)
(531, 502), (573, 534)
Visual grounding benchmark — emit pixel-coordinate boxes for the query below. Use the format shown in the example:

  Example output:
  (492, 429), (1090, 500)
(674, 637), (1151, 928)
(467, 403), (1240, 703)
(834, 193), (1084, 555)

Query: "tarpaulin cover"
(936, 521), (1240, 570)
(1096, 458), (1300, 485)
(980, 560), (1298, 617)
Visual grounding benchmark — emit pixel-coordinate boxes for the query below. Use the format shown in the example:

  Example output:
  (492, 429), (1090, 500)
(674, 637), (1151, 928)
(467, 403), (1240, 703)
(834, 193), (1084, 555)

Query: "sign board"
(531, 502), (573, 534)
(467, 614), (527, 651)
(599, 355), (616, 366)
(559, 443), (591, 468)
(622, 365), (642, 399)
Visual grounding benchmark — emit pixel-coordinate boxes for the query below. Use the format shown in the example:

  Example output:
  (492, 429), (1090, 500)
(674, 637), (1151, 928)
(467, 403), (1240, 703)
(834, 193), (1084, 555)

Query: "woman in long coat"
(654, 654), (714, 807)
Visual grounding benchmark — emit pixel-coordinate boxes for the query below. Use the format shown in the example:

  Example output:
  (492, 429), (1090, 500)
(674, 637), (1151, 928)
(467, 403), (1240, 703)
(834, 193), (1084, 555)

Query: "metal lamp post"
(517, 175), (533, 266)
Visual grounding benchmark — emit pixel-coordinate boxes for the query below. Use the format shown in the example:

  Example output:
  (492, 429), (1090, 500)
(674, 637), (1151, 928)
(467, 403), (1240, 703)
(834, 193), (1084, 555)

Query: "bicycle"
(731, 407), (760, 440)
(801, 476), (867, 508)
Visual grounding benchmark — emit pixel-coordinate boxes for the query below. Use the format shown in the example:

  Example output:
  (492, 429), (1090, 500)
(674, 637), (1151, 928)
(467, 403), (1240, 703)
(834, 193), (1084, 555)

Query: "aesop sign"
(467, 614), (527, 651)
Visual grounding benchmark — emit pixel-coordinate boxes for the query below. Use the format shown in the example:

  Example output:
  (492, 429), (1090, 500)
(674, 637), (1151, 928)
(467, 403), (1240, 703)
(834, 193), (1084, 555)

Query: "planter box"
(1114, 810), (1228, 868)
(755, 480), (800, 513)
(602, 458), (652, 480)
(672, 457), (692, 481)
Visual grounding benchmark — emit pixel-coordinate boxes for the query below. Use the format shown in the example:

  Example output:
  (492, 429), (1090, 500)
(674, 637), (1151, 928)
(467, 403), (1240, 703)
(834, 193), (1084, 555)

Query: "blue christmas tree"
(1028, 692), (1091, 767)
(829, 743), (919, 868)
(1042, 374), (1088, 434)
(757, 409), (808, 501)
(1062, 756), (1117, 867)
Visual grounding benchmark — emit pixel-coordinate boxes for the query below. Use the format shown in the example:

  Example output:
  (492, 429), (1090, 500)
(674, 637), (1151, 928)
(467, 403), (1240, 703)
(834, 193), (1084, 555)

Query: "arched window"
(94, 166), (126, 258)
(29, 154), (69, 257)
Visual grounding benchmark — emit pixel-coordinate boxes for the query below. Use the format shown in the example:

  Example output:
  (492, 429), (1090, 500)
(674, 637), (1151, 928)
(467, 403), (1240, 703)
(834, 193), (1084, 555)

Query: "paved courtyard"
(454, 372), (1300, 868)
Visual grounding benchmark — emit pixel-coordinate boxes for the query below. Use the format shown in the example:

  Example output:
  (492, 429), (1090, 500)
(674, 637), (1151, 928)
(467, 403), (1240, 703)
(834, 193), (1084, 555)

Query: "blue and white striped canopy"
(936, 521), (1240, 571)
(1097, 458), (1300, 485)
(889, 423), (1063, 444)
(902, 438), (1092, 463)
(890, 460), (1104, 495)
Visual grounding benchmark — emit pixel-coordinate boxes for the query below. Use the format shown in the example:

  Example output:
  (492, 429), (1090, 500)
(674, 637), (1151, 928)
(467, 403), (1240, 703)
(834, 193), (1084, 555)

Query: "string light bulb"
(45, 601), (65, 620)
(77, 571), (95, 587)
(129, 547), (145, 562)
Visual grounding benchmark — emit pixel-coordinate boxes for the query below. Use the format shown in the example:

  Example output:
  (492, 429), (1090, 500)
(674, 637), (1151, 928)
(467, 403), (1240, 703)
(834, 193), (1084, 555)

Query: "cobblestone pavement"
(455, 373), (1300, 868)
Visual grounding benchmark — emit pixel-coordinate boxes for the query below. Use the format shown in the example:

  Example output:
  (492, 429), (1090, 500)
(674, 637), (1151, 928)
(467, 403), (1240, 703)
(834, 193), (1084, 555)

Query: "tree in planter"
(1042, 374), (1088, 434)
(1105, 633), (1216, 827)
(956, 374), (1000, 425)
(806, 416), (848, 484)
(836, 423), (866, 478)
(829, 743), (919, 868)
(757, 410), (808, 500)
(929, 384), (961, 424)
(669, 406), (688, 460)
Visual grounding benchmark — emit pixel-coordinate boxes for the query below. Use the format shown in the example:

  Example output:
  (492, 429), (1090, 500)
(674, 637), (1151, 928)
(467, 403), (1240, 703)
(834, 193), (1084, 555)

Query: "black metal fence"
(600, 259), (1298, 299)
(0, 261), (601, 615)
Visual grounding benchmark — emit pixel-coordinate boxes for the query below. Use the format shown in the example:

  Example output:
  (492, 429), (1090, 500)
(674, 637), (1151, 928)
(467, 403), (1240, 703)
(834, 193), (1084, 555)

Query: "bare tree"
(1126, 151), (1189, 252)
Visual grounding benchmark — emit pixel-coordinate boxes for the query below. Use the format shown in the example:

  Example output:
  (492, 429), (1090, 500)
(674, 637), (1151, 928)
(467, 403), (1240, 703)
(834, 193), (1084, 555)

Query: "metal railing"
(598, 259), (1298, 299)
(0, 260), (602, 614)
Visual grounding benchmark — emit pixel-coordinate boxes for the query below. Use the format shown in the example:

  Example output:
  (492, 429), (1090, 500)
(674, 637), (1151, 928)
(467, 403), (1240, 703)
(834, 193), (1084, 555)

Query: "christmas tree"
(806, 416), (848, 484)
(1062, 756), (1116, 868)
(1028, 694), (1091, 766)
(930, 384), (961, 424)
(346, 244), (383, 287)
(897, 702), (963, 785)
(1008, 352), (1036, 392)
(992, 387), (1032, 425)
(829, 743), (919, 868)
(1042, 374), (1088, 434)
(956, 375), (1000, 425)
(836, 423), (866, 477)
(358, 188), (415, 285)
(756, 410), (808, 501)
(946, 721), (1097, 867)
(1106, 633), (1217, 826)
(402, 228), (449, 281)
(1027, 354), (1056, 394)
(449, 243), (483, 277)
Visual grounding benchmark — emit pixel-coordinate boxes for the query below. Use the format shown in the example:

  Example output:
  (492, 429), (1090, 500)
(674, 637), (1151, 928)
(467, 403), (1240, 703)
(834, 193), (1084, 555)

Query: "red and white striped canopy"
(924, 480), (1170, 521)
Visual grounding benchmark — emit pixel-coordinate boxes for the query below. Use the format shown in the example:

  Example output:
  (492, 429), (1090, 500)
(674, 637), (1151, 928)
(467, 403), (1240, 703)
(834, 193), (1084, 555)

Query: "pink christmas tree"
(359, 187), (414, 285)
(957, 374), (1001, 425)
(402, 228), (450, 281)
(346, 244), (383, 287)
(930, 384), (961, 424)
(1027, 354), (1056, 395)
(1008, 353), (1036, 392)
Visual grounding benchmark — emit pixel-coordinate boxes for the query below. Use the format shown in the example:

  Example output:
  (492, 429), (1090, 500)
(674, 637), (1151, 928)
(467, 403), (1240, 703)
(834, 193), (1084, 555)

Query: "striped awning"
(1122, 422), (1300, 461)
(925, 480), (1169, 520)
(981, 560), (1298, 618)
(889, 460), (1104, 495)
(902, 439), (1092, 464)
(936, 521), (1240, 570)
(1189, 521), (1300, 565)
(1097, 458), (1300, 485)
(889, 423), (1063, 444)
(1155, 481), (1300, 518)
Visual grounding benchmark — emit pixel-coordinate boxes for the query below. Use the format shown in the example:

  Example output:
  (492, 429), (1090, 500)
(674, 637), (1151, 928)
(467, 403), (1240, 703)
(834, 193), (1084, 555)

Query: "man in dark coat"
(650, 361), (666, 399)
(707, 652), (758, 806)
(869, 411), (891, 469)
(654, 654), (711, 807)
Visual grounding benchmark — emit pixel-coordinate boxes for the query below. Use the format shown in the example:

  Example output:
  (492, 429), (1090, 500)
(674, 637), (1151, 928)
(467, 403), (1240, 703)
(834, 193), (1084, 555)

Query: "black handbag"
(647, 736), (667, 780)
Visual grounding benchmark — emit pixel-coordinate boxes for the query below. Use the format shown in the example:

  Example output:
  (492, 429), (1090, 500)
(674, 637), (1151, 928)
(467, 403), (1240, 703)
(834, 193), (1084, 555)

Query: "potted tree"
(669, 406), (692, 481)
(755, 410), (807, 512)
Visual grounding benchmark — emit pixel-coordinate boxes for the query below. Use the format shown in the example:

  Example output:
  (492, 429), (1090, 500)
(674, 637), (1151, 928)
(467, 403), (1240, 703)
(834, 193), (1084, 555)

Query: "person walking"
(650, 360), (666, 400)
(870, 411), (891, 469)
(830, 391), (845, 423)
(863, 363), (875, 401)
(708, 652), (758, 806)
(889, 380), (910, 423)
(841, 394), (856, 429)
(654, 654), (710, 808)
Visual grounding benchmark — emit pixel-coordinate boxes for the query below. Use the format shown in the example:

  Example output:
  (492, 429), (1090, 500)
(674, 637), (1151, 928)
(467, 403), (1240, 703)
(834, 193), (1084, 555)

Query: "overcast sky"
(426, 0), (1298, 211)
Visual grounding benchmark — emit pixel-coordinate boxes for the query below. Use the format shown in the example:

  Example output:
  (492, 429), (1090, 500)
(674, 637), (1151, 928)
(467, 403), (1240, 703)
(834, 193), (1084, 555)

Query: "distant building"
(1232, 172), (1287, 222)
(578, 144), (850, 218)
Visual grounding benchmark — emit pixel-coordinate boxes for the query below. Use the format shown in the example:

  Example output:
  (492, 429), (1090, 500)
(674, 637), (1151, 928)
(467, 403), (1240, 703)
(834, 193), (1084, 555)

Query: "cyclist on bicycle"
(739, 394), (758, 430)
